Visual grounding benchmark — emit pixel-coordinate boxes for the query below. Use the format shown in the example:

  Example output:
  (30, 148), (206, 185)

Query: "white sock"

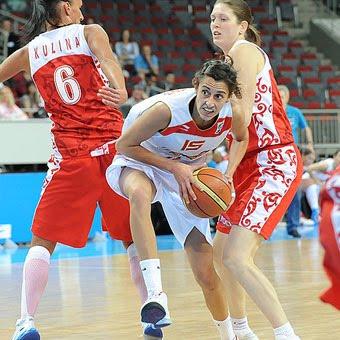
(305, 184), (319, 210)
(21, 246), (50, 319)
(140, 259), (163, 298)
(274, 322), (295, 339)
(232, 317), (254, 337)
(213, 316), (236, 340)
(127, 244), (147, 303)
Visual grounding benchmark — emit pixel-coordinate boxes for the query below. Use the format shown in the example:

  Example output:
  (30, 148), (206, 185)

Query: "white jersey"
(124, 88), (232, 165)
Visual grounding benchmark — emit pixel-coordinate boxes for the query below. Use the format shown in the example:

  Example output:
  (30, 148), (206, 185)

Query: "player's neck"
(46, 20), (73, 31)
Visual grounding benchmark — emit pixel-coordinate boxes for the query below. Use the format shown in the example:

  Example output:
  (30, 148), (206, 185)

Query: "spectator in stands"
(142, 73), (164, 97)
(213, 145), (229, 174)
(159, 72), (176, 91)
(278, 84), (314, 237)
(278, 85), (314, 148)
(134, 44), (159, 79)
(0, 85), (28, 120)
(120, 84), (146, 118)
(20, 81), (41, 117)
(115, 29), (139, 74)
(1, 19), (20, 56)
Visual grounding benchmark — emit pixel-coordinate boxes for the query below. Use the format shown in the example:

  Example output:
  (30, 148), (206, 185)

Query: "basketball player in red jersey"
(210, 1), (302, 339)
(0, 1), (139, 339)
(106, 59), (247, 340)
(319, 165), (340, 310)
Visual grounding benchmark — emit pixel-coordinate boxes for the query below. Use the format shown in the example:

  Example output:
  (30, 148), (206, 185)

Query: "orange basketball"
(185, 167), (232, 218)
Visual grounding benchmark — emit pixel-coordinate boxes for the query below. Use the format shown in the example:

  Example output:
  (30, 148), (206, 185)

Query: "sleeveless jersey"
(124, 88), (232, 165)
(28, 24), (124, 159)
(226, 40), (294, 154)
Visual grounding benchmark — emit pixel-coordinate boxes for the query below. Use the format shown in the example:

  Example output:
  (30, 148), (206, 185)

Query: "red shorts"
(32, 145), (132, 248)
(217, 144), (303, 239)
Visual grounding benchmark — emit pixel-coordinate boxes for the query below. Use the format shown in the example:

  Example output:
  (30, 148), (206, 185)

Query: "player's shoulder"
(83, 24), (107, 39)
(231, 41), (262, 59)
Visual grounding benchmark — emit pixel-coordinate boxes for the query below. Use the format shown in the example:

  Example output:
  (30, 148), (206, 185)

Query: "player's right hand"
(170, 162), (201, 204)
(98, 86), (127, 108)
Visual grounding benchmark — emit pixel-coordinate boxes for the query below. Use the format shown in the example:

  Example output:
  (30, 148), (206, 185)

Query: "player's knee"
(213, 249), (223, 273)
(223, 251), (248, 275)
(128, 186), (152, 209)
(193, 265), (218, 290)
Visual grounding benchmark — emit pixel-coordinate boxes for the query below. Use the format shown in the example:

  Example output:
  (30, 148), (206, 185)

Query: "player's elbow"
(115, 137), (127, 154)
(234, 128), (249, 143)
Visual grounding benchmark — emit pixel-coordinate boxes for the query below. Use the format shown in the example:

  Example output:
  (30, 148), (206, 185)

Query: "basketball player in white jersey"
(302, 149), (340, 224)
(210, 1), (302, 339)
(0, 1), (159, 339)
(106, 59), (248, 339)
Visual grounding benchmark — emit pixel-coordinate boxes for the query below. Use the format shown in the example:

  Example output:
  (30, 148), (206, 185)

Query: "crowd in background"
(0, 13), (338, 236)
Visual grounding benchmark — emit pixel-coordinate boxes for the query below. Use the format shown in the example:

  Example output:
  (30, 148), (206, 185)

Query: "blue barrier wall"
(0, 172), (102, 243)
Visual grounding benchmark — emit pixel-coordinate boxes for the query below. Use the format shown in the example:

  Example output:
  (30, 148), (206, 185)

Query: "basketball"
(184, 167), (233, 218)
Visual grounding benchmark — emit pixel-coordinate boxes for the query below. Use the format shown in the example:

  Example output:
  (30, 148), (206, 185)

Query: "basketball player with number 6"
(0, 1), (136, 339)
(106, 59), (253, 339)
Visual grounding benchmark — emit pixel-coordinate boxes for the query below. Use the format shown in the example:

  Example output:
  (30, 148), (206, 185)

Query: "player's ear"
(62, 0), (72, 16)
(192, 77), (199, 89)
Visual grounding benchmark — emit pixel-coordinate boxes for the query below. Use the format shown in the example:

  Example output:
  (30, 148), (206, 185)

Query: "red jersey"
(28, 24), (124, 159)
(226, 40), (294, 155)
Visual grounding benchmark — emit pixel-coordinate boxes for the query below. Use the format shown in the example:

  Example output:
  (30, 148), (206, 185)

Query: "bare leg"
(120, 168), (157, 260)
(214, 231), (258, 339)
(213, 231), (247, 318)
(185, 228), (236, 340)
(12, 235), (56, 339)
(223, 226), (288, 328)
(119, 168), (170, 327)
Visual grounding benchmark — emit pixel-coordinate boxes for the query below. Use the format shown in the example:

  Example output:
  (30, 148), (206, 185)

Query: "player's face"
(67, 0), (84, 24)
(210, 3), (245, 52)
(195, 76), (230, 122)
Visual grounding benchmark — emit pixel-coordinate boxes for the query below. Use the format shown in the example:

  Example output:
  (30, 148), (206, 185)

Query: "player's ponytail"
(21, 0), (47, 43)
(245, 25), (261, 47)
(21, 0), (65, 44)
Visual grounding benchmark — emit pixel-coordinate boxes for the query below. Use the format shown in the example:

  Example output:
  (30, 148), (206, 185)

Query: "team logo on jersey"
(181, 139), (205, 151)
(215, 121), (224, 134)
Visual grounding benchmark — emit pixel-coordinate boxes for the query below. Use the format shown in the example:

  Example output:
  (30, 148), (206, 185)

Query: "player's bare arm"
(85, 24), (128, 106)
(116, 102), (199, 202)
(0, 47), (30, 83)
(229, 44), (262, 127)
(306, 160), (329, 174)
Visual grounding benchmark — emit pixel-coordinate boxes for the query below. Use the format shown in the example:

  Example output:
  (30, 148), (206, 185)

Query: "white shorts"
(106, 155), (212, 247)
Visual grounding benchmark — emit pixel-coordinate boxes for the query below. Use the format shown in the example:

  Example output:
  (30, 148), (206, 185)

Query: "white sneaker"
(237, 332), (259, 340)
(12, 317), (40, 340)
(141, 292), (172, 327)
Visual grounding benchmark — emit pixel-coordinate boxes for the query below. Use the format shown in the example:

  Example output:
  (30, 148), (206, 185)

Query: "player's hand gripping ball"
(185, 167), (233, 218)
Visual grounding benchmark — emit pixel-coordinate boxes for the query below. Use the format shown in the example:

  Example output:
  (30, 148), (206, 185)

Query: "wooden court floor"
(1, 238), (340, 339)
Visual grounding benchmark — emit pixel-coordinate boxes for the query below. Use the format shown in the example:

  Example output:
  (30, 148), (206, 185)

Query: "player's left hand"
(98, 86), (127, 108)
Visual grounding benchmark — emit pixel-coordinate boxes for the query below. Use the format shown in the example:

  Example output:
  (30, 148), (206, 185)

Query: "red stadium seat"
(324, 102), (337, 109)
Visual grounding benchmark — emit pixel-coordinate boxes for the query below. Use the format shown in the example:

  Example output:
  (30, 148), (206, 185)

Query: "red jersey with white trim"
(226, 40), (294, 154)
(123, 88), (232, 165)
(28, 24), (124, 159)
